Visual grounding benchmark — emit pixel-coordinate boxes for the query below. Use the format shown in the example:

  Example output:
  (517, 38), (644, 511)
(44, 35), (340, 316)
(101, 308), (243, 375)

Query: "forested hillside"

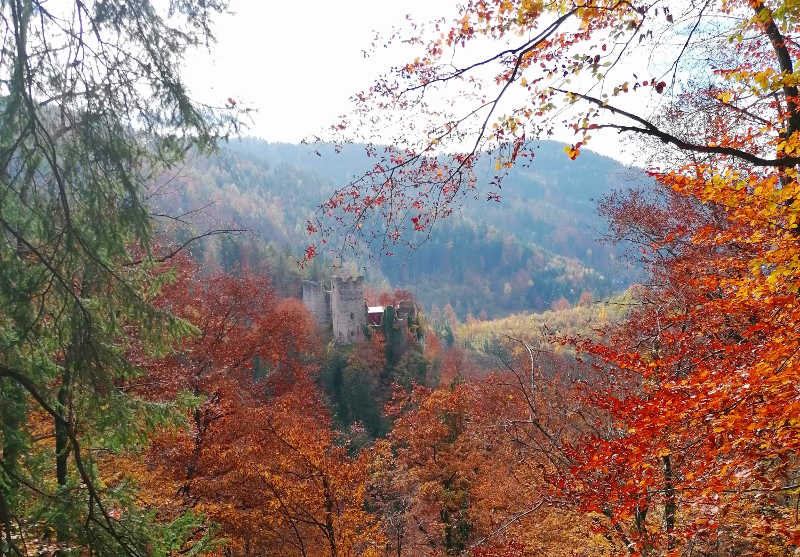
(153, 138), (643, 317)
(8, 0), (800, 556)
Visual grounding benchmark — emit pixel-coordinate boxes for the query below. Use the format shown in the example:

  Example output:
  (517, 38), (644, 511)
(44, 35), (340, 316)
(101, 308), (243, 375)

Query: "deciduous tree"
(122, 265), (382, 556)
(313, 0), (800, 553)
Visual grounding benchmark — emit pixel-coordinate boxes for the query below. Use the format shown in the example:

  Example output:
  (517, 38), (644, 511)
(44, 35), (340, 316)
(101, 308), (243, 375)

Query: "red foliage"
(124, 261), (383, 554)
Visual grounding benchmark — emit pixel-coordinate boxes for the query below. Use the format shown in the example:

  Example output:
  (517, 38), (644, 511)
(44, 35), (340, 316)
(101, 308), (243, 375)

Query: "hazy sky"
(184, 1), (443, 141)
(183, 1), (641, 163)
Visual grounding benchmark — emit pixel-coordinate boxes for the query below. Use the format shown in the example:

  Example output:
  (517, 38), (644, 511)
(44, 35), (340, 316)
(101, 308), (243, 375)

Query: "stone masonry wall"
(330, 276), (366, 344)
(301, 280), (331, 327)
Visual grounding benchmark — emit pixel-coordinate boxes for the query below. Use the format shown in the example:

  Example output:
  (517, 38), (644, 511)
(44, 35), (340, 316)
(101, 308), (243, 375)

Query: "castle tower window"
(350, 312), (354, 320)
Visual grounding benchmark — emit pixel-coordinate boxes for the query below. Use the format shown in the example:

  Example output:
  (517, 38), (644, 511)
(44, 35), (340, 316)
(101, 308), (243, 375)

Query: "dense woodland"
(153, 139), (636, 318)
(3, 0), (800, 556)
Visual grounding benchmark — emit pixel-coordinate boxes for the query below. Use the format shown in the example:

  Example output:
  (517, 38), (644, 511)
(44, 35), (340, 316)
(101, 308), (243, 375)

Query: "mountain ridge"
(153, 137), (648, 318)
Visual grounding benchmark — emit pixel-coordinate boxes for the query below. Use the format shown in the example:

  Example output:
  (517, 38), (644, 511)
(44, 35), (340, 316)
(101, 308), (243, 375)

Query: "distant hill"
(152, 138), (648, 318)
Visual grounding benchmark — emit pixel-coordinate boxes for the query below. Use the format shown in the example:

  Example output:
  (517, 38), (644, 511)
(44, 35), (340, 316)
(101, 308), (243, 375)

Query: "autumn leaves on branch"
(300, 0), (800, 554)
(5, 0), (800, 554)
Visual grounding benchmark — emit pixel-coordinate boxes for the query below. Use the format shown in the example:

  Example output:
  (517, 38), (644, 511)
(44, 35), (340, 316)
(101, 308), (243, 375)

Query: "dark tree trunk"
(55, 370), (72, 488)
(322, 476), (338, 557)
(663, 455), (676, 550)
(54, 368), (72, 554)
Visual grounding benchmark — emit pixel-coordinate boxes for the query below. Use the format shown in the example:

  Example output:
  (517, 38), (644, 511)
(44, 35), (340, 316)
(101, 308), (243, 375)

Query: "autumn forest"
(2, 0), (800, 556)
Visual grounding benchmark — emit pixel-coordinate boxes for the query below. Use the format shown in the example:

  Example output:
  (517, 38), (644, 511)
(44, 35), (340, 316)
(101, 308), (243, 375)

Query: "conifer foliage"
(6, 0), (800, 555)
(0, 0), (235, 553)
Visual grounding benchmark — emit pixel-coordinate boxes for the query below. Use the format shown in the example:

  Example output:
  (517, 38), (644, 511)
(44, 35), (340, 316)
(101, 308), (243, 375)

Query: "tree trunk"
(54, 369), (72, 554)
(663, 455), (676, 550)
(322, 476), (338, 557)
(55, 370), (72, 488)
(753, 2), (800, 137)
(634, 501), (650, 555)
(602, 506), (636, 555)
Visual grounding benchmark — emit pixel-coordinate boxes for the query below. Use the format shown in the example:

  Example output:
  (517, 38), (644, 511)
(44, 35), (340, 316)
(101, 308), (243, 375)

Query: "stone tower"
(330, 276), (367, 343)
(301, 276), (367, 344)
(301, 280), (331, 327)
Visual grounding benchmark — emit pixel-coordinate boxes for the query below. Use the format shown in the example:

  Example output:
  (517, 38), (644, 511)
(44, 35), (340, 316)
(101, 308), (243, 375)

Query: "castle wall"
(302, 280), (331, 327)
(331, 276), (366, 344)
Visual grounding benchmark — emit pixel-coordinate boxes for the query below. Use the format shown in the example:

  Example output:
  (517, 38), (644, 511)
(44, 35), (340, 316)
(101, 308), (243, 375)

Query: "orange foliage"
(120, 262), (382, 555)
(314, 0), (800, 553)
(424, 332), (443, 362)
(375, 368), (610, 556)
(565, 167), (800, 553)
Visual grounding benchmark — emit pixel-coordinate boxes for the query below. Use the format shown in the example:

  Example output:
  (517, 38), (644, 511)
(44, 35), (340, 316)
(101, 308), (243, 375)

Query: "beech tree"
(309, 0), (800, 254)
(378, 352), (609, 557)
(563, 168), (800, 553)
(312, 0), (800, 554)
(0, 1), (236, 554)
(122, 265), (382, 556)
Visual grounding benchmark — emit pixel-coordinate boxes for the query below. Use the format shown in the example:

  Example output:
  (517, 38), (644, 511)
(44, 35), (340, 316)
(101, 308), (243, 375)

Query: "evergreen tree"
(0, 1), (234, 554)
(382, 306), (404, 368)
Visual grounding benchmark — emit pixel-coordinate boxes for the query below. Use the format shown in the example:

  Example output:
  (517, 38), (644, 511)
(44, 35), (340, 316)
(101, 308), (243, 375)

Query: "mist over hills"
(155, 137), (648, 319)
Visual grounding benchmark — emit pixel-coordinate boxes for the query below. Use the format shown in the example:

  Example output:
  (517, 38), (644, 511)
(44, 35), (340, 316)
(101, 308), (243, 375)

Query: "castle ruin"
(302, 276), (367, 344)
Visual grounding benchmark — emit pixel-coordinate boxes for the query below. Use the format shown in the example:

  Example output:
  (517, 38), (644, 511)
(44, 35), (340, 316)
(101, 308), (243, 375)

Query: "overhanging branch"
(554, 88), (800, 167)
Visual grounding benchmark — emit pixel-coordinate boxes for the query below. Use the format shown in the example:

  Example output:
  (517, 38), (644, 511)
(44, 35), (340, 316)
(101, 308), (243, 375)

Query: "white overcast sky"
(182, 0), (640, 163)
(183, 1), (442, 138)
